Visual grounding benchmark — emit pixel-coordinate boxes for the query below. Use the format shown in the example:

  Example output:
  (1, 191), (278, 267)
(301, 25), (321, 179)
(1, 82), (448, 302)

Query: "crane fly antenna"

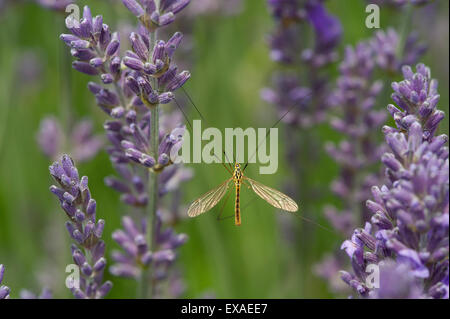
(173, 96), (193, 131)
(243, 93), (312, 172)
(181, 87), (234, 167)
(181, 86), (207, 123)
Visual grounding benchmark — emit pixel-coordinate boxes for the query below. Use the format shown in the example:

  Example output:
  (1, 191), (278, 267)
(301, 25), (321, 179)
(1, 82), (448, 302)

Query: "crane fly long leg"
(187, 178), (233, 217)
(244, 176), (298, 212)
(220, 162), (233, 175)
(216, 190), (234, 221)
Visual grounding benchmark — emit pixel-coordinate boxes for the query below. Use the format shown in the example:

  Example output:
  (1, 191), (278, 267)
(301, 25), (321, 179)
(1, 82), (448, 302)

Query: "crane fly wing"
(187, 178), (233, 217)
(244, 177), (298, 212)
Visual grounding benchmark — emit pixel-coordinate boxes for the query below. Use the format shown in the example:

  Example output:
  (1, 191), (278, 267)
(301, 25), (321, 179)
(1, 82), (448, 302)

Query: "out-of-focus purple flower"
(37, 117), (103, 163)
(340, 64), (449, 299)
(37, 117), (63, 160)
(110, 213), (187, 296)
(317, 30), (426, 294)
(368, 260), (423, 298)
(325, 38), (387, 235)
(263, 0), (341, 130)
(20, 288), (52, 299)
(305, 0), (341, 55)
(36, 0), (75, 11)
(0, 264), (11, 299)
(370, 29), (427, 72)
(49, 155), (112, 299)
(313, 254), (349, 293)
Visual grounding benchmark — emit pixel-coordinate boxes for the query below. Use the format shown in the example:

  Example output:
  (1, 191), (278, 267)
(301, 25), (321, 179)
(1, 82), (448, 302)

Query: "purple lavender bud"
(165, 32), (183, 58)
(73, 61), (99, 75)
(70, 39), (91, 50)
(125, 76), (141, 95)
(153, 249), (175, 263)
(93, 15), (103, 35)
(81, 262), (93, 277)
(60, 34), (80, 45)
(101, 73), (114, 84)
(79, 18), (93, 39)
(130, 32), (149, 61)
(95, 220), (105, 238)
(87, 81), (102, 94)
(123, 56), (144, 71)
(89, 57), (103, 68)
(152, 41), (166, 62)
(72, 249), (86, 266)
(159, 12), (175, 26)
(165, 0), (190, 14)
(158, 153), (170, 165)
(166, 71), (190, 91)
(111, 106), (125, 118)
(93, 258), (107, 272)
(99, 24), (111, 51)
(106, 39), (120, 57)
(105, 177), (131, 193)
(143, 62), (157, 75)
(122, 0), (145, 17)
(158, 92), (174, 104)
(109, 56), (121, 74)
(137, 76), (153, 95)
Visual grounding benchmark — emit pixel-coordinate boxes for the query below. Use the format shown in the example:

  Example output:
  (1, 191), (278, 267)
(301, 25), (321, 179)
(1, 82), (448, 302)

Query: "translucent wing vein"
(187, 178), (232, 217)
(244, 177), (298, 212)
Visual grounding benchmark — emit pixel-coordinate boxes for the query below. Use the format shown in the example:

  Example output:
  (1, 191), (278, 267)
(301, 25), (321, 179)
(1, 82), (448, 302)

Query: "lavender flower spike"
(340, 64), (449, 299)
(123, 0), (191, 30)
(49, 154), (112, 299)
(0, 264), (11, 299)
(110, 212), (188, 296)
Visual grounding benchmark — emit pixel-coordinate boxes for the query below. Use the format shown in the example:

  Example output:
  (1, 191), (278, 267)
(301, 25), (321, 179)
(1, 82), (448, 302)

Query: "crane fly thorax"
(233, 163), (243, 184)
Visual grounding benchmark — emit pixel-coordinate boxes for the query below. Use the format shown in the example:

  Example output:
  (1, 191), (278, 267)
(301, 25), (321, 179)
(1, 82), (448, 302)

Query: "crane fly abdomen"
(233, 163), (243, 226)
(235, 182), (241, 226)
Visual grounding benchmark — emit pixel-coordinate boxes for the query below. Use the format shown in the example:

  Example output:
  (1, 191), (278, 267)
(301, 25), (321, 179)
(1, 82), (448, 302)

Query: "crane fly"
(187, 162), (298, 226)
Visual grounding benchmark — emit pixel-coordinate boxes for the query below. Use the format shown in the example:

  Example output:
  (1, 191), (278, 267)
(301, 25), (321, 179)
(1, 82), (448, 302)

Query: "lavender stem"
(141, 0), (160, 298)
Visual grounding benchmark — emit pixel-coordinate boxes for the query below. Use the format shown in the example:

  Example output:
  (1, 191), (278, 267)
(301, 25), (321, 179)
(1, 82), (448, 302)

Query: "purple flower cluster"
(0, 264), (11, 299)
(316, 29), (426, 293)
(49, 154), (112, 299)
(262, 0), (341, 128)
(324, 37), (387, 236)
(60, 5), (190, 185)
(340, 64), (449, 299)
(60, 2), (191, 297)
(37, 116), (103, 163)
(370, 29), (426, 73)
(104, 114), (189, 206)
(122, 0), (190, 30)
(110, 212), (187, 294)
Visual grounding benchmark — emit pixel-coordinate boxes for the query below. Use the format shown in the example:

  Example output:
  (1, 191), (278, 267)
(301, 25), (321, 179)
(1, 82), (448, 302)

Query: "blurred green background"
(0, 0), (448, 298)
